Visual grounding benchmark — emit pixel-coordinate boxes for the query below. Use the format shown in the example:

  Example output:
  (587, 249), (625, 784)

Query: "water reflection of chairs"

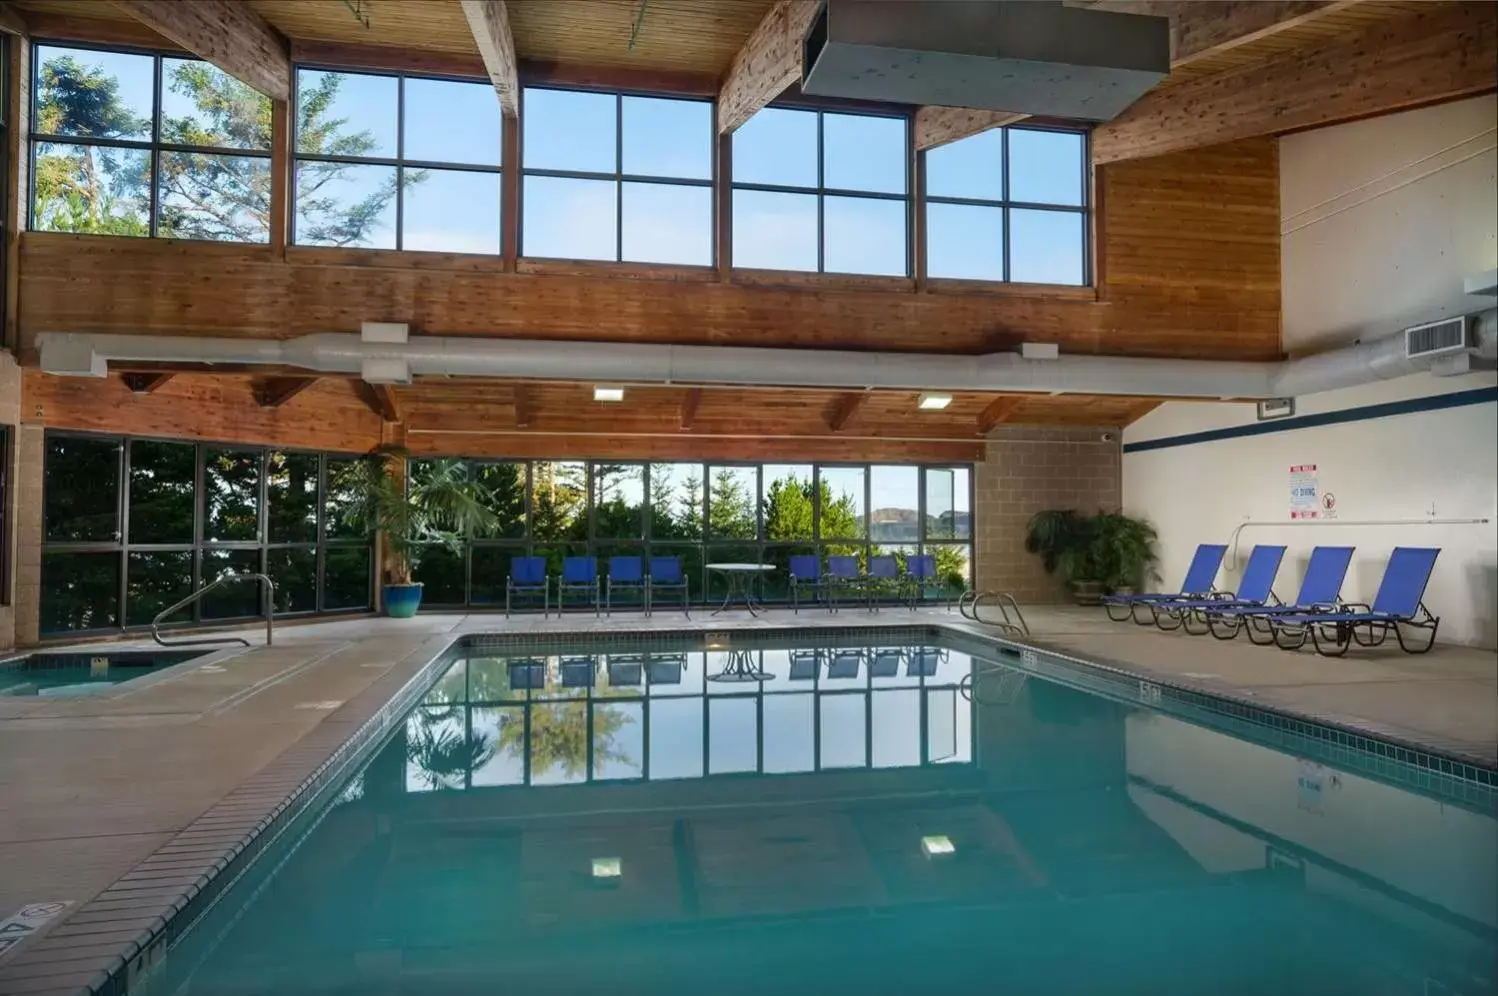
(907, 647), (948, 677)
(789, 649), (825, 681)
(827, 647), (865, 679)
(507, 657), (547, 690)
(869, 647), (904, 678)
(646, 651), (688, 686)
(606, 653), (645, 687)
(560, 655), (598, 688)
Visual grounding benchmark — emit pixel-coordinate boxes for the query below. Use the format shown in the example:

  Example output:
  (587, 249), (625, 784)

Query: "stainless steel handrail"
(152, 573), (276, 649)
(960, 589), (1030, 637)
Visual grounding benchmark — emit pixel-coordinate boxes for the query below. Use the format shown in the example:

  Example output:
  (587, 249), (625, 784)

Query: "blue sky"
(37, 47), (1084, 282)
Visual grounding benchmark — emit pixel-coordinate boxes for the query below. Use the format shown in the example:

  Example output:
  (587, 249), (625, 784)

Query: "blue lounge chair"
(1272, 547), (1442, 656)
(1103, 543), (1227, 625)
(789, 555), (830, 614)
(1152, 545), (1286, 634)
(867, 555), (899, 610)
(647, 556), (690, 617)
(606, 556), (645, 616)
(556, 556), (600, 616)
(1204, 545), (1355, 644)
(826, 555), (861, 611)
(905, 554), (941, 609)
(506, 556), (549, 617)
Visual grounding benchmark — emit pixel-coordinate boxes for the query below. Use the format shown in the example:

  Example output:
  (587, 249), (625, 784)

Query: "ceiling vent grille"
(1404, 317), (1472, 360)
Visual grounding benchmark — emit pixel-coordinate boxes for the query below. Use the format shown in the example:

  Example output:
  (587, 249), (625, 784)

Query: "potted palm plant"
(1092, 511), (1161, 596)
(1025, 509), (1104, 604)
(341, 450), (499, 617)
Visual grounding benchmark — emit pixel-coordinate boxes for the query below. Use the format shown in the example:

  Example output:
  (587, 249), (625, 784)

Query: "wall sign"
(1289, 464), (1320, 519)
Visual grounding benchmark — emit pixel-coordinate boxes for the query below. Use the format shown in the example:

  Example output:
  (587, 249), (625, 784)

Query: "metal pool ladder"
(958, 590), (1030, 638)
(152, 573), (276, 649)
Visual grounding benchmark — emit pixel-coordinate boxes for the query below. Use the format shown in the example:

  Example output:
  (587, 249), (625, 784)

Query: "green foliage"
(33, 55), (413, 244)
(707, 469), (755, 538)
(649, 469), (702, 539)
(1025, 508), (1159, 590)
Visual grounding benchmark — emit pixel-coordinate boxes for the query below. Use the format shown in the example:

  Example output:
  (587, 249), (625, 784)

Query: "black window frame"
(27, 38), (274, 243)
(922, 122), (1092, 286)
(518, 84), (716, 266)
(290, 63), (504, 252)
(39, 429), (374, 638)
(731, 104), (913, 277)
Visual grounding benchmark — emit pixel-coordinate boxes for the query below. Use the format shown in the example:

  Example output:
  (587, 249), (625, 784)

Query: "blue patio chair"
(606, 653), (644, 687)
(606, 556), (646, 617)
(560, 655), (598, 688)
(1151, 544), (1286, 634)
(905, 555), (942, 609)
(647, 556), (690, 617)
(1271, 547), (1442, 656)
(788, 649), (824, 681)
(869, 647), (904, 678)
(826, 555), (861, 611)
(907, 647), (947, 677)
(507, 657), (546, 690)
(866, 555), (900, 611)
(1205, 546), (1355, 645)
(827, 648), (865, 679)
(789, 555), (831, 614)
(556, 556), (600, 617)
(506, 556), (549, 617)
(1103, 543), (1227, 624)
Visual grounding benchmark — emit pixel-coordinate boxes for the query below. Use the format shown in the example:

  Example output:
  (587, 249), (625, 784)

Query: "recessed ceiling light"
(921, 834), (955, 857)
(594, 386), (625, 402)
(918, 393), (952, 411)
(592, 856), (622, 878)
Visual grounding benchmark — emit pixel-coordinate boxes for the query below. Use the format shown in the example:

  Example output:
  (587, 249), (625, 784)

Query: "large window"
(30, 43), (272, 242)
(40, 433), (372, 635)
(732, 107), (908, 276)
(293, 68), (502, 252)
(521, 87), (712, 265)
(924, 125), (1088, 285)
(410, 459), (972, 609)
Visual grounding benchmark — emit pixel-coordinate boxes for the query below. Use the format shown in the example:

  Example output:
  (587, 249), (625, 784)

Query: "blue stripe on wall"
(1123, 386), (1498, 454)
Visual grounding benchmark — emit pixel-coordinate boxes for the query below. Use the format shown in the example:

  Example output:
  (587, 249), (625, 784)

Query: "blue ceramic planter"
(383, 583), (424, 618)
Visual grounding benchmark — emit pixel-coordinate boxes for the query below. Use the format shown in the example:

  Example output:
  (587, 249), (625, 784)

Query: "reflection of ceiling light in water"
(921, 835), (955, 857)
(592, 857), (622, 879)
(918, 393), (952, 410)
(594, 385), (626, 402)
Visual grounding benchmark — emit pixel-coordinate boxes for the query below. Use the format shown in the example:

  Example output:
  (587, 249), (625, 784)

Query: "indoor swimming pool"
(139, 630), (1497, 996)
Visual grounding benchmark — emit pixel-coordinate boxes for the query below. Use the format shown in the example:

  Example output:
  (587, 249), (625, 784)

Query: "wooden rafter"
(253, 376), (317, 408)
(0, 2), (27, 37)
(1093, 2), (1498, 164)
(1122, 398), (1163, 425)
(512, 384), (533, 429)
(459, 0), (519, 118)
(716, 0), (821, 134)
(977, 396), (1026, 433)
(113, 0), (290, 101)
(826, 392), (864, 432)
(918, 0), (1357, 150)
(120, 372), (174, 394)
(679, 387), (702, 431)
(352, 380), (401, 422)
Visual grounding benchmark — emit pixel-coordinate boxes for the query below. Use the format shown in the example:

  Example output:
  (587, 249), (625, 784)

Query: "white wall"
(1124, 97), (1498, 648)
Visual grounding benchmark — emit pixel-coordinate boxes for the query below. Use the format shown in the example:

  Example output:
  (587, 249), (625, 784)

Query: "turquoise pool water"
(0, 650), (201, 697)
(144, 633), (1496, 995)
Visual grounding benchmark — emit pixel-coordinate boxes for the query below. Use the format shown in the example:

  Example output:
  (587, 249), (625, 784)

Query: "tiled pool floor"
(0, 606), (1493, 992)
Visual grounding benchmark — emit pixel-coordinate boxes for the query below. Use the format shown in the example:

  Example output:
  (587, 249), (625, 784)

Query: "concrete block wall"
(974, 426), (1123, 603)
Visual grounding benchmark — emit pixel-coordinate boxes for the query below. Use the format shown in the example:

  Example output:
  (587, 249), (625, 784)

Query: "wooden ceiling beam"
(679, 387), (702, 431)
(120, 372), (174, 394)
(0, 3), (28, 37)
(977, 396), (1026, 433)
(1094, 2), (1498, 164)
(1122, 398), (1163, 425)
(917, 0), (1355, 151)
(512, 384), (532, 429)
(112, 0), (290, 101)
(717, 0), (821, 134)
(826, 392), (865, 432)
(352, 380), (401, 423)
(254, 376), (317, 408)
(459, 0), (519, 118)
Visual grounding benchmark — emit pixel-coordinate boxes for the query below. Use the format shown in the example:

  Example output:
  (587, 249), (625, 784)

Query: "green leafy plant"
(1024, 509), (1096, 582)
(340, 450), (501, 586)
(1025, 509), (1159, 592)
(1091, 511), (1160, 591)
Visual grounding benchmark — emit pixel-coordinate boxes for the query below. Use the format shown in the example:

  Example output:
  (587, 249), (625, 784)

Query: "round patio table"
(706, 563), (775, 617)
(707, 647), (772, 682)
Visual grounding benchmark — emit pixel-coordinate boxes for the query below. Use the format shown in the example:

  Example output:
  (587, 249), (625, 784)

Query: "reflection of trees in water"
(405, 708), (496, 792)
(498, 697), (635, 782)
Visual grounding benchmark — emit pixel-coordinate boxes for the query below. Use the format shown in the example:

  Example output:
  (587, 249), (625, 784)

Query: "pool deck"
(0, 605), (1493, 993)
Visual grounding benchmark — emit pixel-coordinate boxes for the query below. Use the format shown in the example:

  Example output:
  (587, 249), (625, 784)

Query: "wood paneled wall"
(17, 139), (1282, 362)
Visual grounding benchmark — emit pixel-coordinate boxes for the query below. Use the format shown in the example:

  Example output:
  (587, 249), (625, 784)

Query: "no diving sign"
(0, 901), (73, 962)
(1320, 492), (1337, 518)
